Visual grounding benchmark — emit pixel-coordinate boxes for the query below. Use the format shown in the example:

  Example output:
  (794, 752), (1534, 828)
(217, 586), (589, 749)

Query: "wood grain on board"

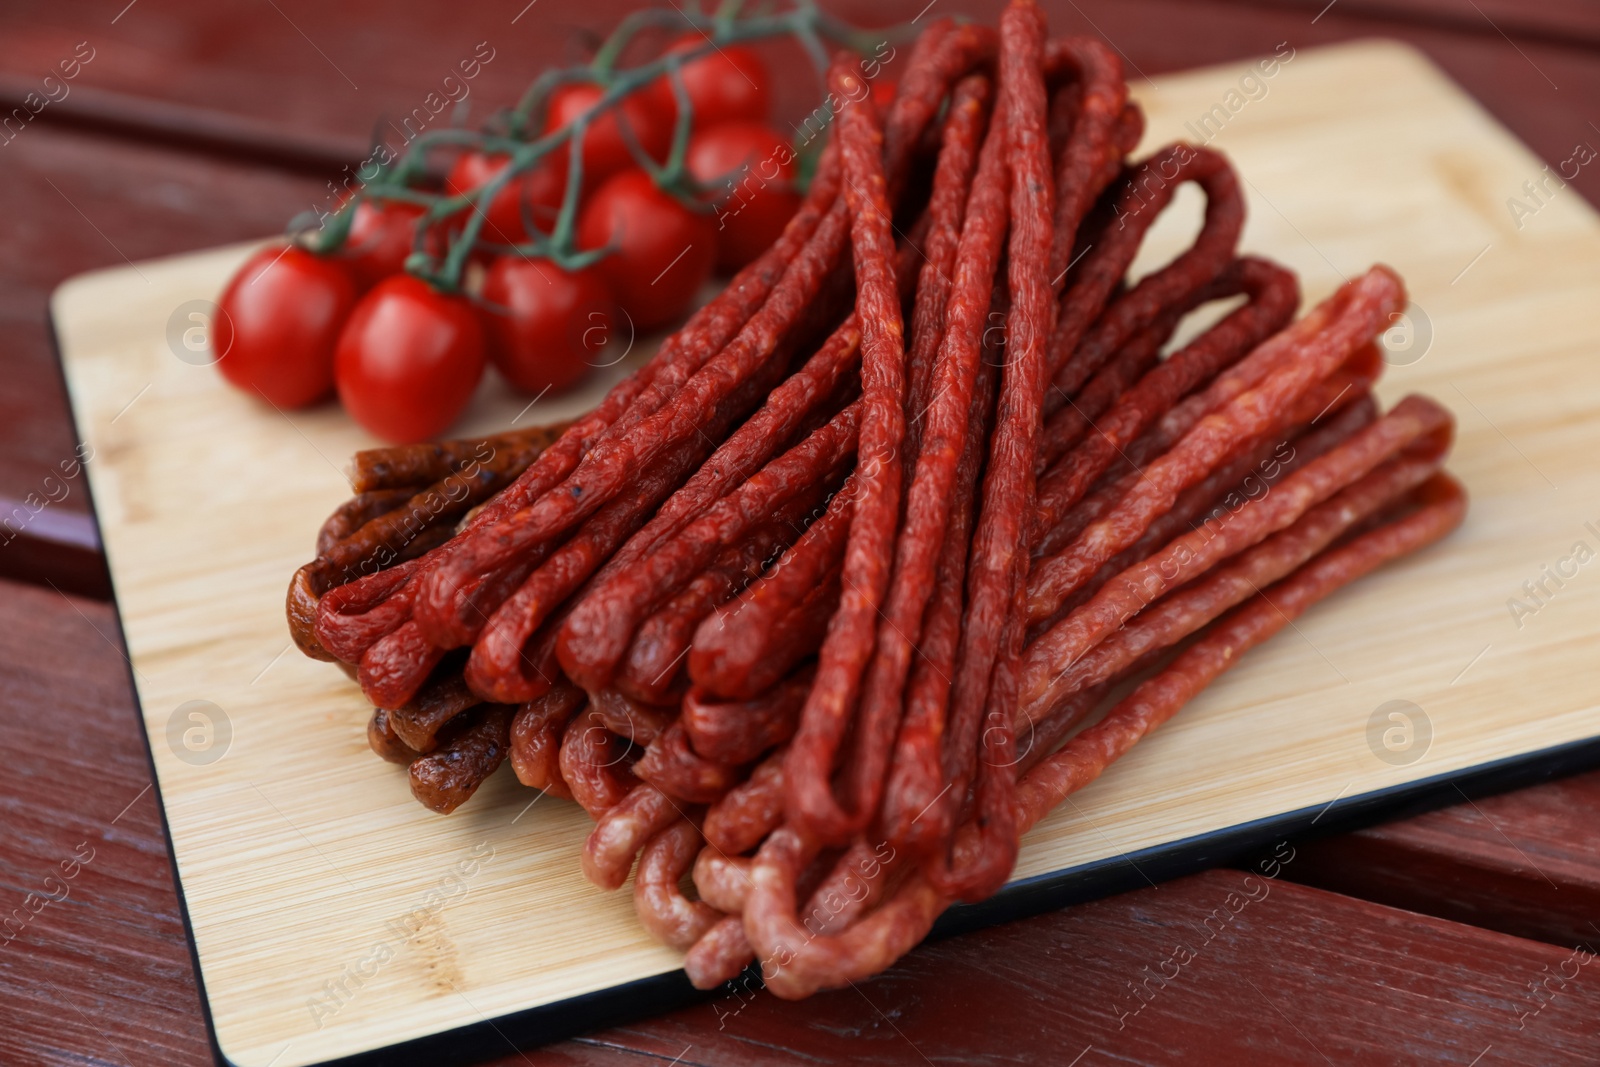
(45, 39), (1600, 1065)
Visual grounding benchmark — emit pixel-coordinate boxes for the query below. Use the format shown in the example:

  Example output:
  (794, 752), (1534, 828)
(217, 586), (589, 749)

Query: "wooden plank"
(0, 494), (108, 599)
(0, 578), (210, 1067)
(0, 124), (317, 594)
(1039, 0), (1600, 212)
(1291, 769), (1600, 949)
(1232, 0), (1600, 51)
(525, 869), (1600, 1066)
(0, 76), (364, 173)
(3, 0), (1598, 213)
(0, 0), (807, 163)
(50, 40), (1600, 1065)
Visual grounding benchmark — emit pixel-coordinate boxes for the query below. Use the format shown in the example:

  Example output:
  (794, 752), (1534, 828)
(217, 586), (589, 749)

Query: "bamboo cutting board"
(52, 39), (1600, 1067)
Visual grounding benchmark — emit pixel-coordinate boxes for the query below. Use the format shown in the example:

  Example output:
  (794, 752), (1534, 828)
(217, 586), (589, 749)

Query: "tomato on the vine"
(544, 82), (673, 187)
(687, 121), (800, 271)
(659, 34), (771, 131)
(215, 245), (357, 409)
(339, 200), (427, 288)
(338, 198), (460, 287)
(481, 256), (614, 395)
(578, 169), (717, 331)
(334, 275), (486, 442)
(444, 150), (566, 245)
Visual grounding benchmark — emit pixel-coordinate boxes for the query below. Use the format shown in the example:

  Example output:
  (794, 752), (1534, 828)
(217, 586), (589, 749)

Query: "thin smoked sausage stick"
(345, 421), (568, 493)
(1043, 36), (1128, 283)
(902, 74), (993, 464)
(1025, 267), (1406, 625)
(683, 667), (813, 766)
(408, 705), (514, 814)
(877, 360), (996, 854)
(1031, 389), (1380, 637)
(509, 682), (584, 798)
(921, 0), (1054, 901)
(853, 72), (1012, 851)
(1044, 144), (1245, 407)
(1021, 392), (1452, 705)
(784, 57), (912, 845)
(1018, 446), (1449, 731)
(1034, 255), (1299, 477)
(1013, 473), (1468, 831)
(633, 820), (722, 950)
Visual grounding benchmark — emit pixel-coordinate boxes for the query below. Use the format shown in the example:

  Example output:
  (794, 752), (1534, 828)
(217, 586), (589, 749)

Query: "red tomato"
(444, 150), (566, 245)
(334, 275), (486, 442)
(545, 82), (672, 186)
(659, 35), (771, 131)
(578, 170), (717, 331)
(214, 245), (357, 409)
(481, 257), (615, 395)
(340, 200), (419, 287)
(338, 199), (453, 287)
(687, 122), (801, 271)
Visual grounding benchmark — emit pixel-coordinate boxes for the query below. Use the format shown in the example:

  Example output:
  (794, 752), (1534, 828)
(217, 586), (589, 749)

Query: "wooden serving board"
(51, 40), (1600, 1067)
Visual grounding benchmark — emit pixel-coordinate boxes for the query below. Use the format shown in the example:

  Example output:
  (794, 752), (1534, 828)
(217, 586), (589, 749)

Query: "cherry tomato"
(658, 35), (771, 131)
(687, 122), (801, 271)
(482, 256), (615, 395)
(544, 82), (672, 186)
(444, 150), (566, 245)
(578, 170), (717, 331)
(214, 245), (357, 409)
(338, 200), (422, 288)
(337, 199), (458, 287)
(334, 275), (486, 442)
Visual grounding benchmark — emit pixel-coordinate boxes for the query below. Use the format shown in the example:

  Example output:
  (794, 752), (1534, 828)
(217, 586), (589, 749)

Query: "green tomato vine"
(297, 0), (908, 294)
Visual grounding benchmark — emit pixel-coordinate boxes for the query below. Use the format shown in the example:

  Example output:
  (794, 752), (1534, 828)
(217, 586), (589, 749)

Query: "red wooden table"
(3, 2), (1598, 1064)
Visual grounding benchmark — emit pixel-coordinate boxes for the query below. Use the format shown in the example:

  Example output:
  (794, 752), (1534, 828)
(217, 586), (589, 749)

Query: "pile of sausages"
(287, 0), (1465, 999)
